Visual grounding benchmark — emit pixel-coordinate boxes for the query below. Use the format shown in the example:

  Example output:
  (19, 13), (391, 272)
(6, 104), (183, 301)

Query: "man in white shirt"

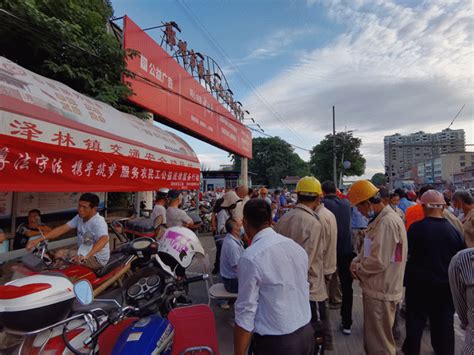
(27, 193), (109, 270)
(234, 199), (314, 355)
(150, 188), (168, 226)
(166, 190), (194, 228)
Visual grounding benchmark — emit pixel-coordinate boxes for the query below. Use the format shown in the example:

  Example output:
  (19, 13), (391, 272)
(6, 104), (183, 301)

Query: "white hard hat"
(158, 227), (205, 269)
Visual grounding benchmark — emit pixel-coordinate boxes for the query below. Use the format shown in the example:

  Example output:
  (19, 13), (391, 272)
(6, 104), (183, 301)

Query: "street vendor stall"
(0, 56), (200, 258)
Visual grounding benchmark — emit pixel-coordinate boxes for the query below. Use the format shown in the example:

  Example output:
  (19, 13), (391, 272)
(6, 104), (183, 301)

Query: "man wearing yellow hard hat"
(347, 180), (408, 355)
(275, 176), (333, 353)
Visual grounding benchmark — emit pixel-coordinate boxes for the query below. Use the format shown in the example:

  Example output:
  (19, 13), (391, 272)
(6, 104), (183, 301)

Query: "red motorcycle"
(11, 238), (132, 292)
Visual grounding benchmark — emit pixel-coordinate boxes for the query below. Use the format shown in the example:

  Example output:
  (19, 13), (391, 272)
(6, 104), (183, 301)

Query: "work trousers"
(363, 295), (397, 355)
(328, 271), (342, 305)
(310, 300), (330, 355)
(251, 323), (314, 355)
(402, 284), (455, 355)
(338, 254), (355, 328)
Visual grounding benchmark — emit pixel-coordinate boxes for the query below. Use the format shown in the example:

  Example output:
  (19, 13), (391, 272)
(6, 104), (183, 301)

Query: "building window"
(460, 155), (465, 161)
(460, 162), (465, 167)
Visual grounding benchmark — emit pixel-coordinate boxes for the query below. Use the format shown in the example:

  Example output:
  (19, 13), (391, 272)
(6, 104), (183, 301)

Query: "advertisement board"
(123, 16), (252, 158)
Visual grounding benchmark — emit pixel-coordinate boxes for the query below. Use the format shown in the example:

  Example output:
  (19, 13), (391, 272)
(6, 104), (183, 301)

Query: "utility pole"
(333, 105), (337, 187)
(240, 156), (248, 187)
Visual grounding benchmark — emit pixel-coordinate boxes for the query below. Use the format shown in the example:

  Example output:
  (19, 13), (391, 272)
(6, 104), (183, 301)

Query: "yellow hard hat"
(295, 176), (322, 196)
(347, 180), (379, 206)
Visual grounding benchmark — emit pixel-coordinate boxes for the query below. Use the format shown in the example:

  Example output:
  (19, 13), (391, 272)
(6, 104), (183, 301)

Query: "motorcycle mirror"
(74, 280), (94, 305)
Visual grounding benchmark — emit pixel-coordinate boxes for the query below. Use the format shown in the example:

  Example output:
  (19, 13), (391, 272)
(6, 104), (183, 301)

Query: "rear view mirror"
(74, 280), (94, 305)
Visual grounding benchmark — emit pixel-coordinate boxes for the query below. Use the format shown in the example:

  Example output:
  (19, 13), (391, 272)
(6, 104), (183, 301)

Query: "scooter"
(10, 238), (132, 291)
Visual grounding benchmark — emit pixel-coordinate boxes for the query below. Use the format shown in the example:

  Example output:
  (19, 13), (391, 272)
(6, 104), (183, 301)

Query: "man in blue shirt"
(220, 218), (244, 293)
(395, 188), (416, 213)
(234, 199), (313, 355)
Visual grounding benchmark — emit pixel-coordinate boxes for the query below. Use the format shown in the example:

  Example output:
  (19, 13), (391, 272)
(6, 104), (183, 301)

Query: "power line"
(175, 0), (309, 147)
(1, 8), (313, 154)
(246, 126), (312, 152)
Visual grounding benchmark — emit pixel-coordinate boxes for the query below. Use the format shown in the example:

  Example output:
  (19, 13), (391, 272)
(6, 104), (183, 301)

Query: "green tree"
(371, 172), (387, 187)
(0, 0), (142, 115)
(232, 137), (309, 187)
(309, 132), (366, 182)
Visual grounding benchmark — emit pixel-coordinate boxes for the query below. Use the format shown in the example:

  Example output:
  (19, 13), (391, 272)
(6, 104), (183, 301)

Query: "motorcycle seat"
(72, 288), (124, 314)
(72, 299), (119, 314)
(94, 253), (128, 278)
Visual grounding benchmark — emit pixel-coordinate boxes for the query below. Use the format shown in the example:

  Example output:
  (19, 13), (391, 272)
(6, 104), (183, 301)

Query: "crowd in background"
(200, 181), (473, 355)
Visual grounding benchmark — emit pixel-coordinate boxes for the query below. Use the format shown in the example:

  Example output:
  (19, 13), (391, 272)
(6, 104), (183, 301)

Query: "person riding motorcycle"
(27, 193), (109, 270)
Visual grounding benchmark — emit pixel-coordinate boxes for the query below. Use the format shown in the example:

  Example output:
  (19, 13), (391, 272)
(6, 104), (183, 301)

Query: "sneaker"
(341, 326), (351, 335)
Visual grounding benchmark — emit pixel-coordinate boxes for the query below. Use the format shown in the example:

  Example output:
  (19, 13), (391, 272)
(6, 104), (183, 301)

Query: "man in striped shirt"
(449, 248), (473, 355)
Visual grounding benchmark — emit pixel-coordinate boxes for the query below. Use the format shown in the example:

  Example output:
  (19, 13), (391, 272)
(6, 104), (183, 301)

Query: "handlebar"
(84, 306), (138, 345)
(178, 274), (209, 286)
(84, 318), (109, 346)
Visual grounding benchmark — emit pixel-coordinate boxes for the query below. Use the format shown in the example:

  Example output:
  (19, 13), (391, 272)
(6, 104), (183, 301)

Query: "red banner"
(0, 135), (200, 192)
(123, 16), (252, 158)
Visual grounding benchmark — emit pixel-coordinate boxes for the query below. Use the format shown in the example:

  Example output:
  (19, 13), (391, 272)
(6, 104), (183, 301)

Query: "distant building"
(453, 166), (474, 189)
(384, 129), (465, 180)
(281, 176), (300, 191)
(201, 170), (255, 191)
(415, 152), (474, 185)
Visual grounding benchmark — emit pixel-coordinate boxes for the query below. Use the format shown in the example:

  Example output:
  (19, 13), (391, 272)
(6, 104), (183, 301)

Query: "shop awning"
(0, 56), (200, 192)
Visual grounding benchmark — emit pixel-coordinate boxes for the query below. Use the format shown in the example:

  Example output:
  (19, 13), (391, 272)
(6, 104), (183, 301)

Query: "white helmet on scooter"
(158, 227), (205, 269)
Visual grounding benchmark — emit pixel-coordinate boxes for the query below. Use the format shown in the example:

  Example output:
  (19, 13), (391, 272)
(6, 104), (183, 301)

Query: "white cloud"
(222, 26), (319, 77)
(245, 0), (473, 178)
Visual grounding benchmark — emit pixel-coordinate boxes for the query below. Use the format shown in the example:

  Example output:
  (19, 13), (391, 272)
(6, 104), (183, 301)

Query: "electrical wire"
(1, 8), (311, 153)
(175, 0), (309, 146)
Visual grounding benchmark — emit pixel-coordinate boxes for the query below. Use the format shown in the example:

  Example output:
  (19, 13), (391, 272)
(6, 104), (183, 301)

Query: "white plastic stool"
(209, 283), (238, 300)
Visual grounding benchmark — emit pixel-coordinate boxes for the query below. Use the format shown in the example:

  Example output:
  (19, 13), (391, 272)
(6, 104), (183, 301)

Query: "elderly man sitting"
(220, 218), (245, 294)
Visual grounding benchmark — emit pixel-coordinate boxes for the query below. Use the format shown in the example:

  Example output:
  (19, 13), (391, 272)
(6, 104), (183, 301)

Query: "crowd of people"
(207, 179), (473, 355)
(7, 183), (472, 355)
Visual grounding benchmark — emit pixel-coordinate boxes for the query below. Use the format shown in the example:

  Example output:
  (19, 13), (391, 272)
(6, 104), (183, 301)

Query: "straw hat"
(221, 191), (242, 208)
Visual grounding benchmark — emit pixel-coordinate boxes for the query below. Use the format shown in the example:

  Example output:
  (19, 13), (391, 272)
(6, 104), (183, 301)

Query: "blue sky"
(112, 0), (473, 177)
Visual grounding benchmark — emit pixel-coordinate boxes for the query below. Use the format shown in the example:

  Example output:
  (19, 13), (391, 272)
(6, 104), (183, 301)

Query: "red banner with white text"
(0, 135), (200, 192)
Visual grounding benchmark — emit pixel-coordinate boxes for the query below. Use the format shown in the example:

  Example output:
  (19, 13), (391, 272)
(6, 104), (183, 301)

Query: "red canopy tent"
(0, 57), (200, 192)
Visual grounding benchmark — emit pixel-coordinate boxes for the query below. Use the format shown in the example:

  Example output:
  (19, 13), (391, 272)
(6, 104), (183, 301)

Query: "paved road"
(189, 233), (465, 355)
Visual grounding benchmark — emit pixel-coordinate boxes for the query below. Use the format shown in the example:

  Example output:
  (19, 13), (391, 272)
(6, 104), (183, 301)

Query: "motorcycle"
(54, 273), (212, 355)
(198, 201), (213, 234)
(10, 236), (132, 291)
(5, 227), (210, 354)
